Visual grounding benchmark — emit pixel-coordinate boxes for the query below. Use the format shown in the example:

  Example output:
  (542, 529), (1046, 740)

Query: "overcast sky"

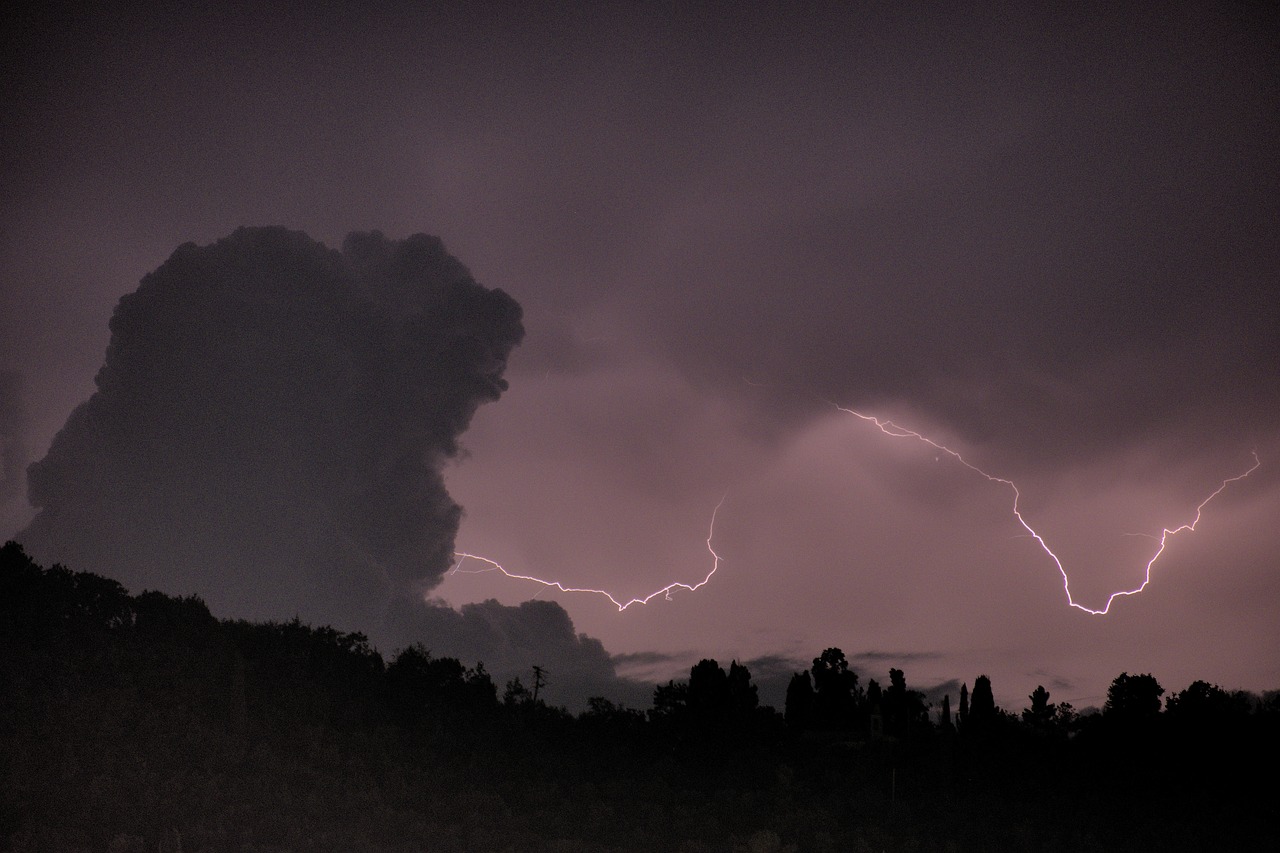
(3, 1), (1278, 711)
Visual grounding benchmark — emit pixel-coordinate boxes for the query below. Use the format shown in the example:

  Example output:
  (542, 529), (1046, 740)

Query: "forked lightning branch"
(451, 498), (725, 612)
(453, 407), (1259, 616)
(833, 406), (1260, 615)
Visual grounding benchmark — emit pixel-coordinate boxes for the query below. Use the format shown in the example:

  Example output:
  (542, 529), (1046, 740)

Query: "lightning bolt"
(835, 404), (1261, 615)
(451, 496), (726, 612)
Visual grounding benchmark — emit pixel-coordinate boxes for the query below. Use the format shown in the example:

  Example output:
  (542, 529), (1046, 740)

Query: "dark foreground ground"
(3, 541), (1276, 852)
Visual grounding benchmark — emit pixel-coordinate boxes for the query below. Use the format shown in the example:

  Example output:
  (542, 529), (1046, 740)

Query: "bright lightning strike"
(835, 404), (1261, 615)
(451, 497), (726, 612)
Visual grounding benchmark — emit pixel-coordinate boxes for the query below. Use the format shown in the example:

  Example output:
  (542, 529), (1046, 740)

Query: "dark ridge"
(4, 541), (1277, 851)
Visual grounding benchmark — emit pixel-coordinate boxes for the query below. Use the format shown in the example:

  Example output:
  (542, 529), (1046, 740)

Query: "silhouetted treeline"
(2, 542), (1277, 852)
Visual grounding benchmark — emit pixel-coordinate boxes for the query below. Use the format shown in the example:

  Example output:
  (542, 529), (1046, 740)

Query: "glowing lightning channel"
(451, 497), (726, 611)
(835, 404), (1261, 615)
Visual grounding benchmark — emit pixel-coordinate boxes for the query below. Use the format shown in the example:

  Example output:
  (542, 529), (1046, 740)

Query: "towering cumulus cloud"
(0, 371), (24, 506)
(23, 227), (523, 630)
(15, 228), (623, 698)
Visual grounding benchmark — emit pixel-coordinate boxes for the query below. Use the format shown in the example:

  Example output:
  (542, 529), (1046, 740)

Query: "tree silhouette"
(688, 658), (730, 733)
(784, 670), (815, 732)
(866, 678), (883, 738)
(727, 661), (758, 714)
(648, 678), (690, 736)
(1104, 672), (1164, 724)
(1164, 680), (1248, 725)
(385, 644), (495, 732)
(531, 664), (547, 703)
(882, 668), (929, 739)
(667, 658), (764, 742)
(727, 660), (760, 735)
(503, 675), (532, 708)
(965, 675), (997, 734)
(6, 540), (1279, 850)
(1022, 685), (1057, 732)
(811, 647), (862, 731)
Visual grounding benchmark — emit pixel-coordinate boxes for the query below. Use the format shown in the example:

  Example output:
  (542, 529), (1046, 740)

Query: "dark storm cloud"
(21, 227), (521, 624)
(607, 2), (1280, 465)
(919, 680), (964, 712)
(852, 651), (943, 665)
(1029, 671), (1077, 696)
(8, 1), (1273, 467)
(0, 371), (25, 502)
(611, 650), (688, 669)
(12, 228), (639, 703)
(740, 654), (809, 711)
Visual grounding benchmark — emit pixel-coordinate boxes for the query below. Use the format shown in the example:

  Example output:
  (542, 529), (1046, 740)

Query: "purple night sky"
(3, 2), (1277, 711)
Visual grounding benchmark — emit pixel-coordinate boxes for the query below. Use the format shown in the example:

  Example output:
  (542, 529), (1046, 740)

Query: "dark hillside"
(2, 541), (1275, 852)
